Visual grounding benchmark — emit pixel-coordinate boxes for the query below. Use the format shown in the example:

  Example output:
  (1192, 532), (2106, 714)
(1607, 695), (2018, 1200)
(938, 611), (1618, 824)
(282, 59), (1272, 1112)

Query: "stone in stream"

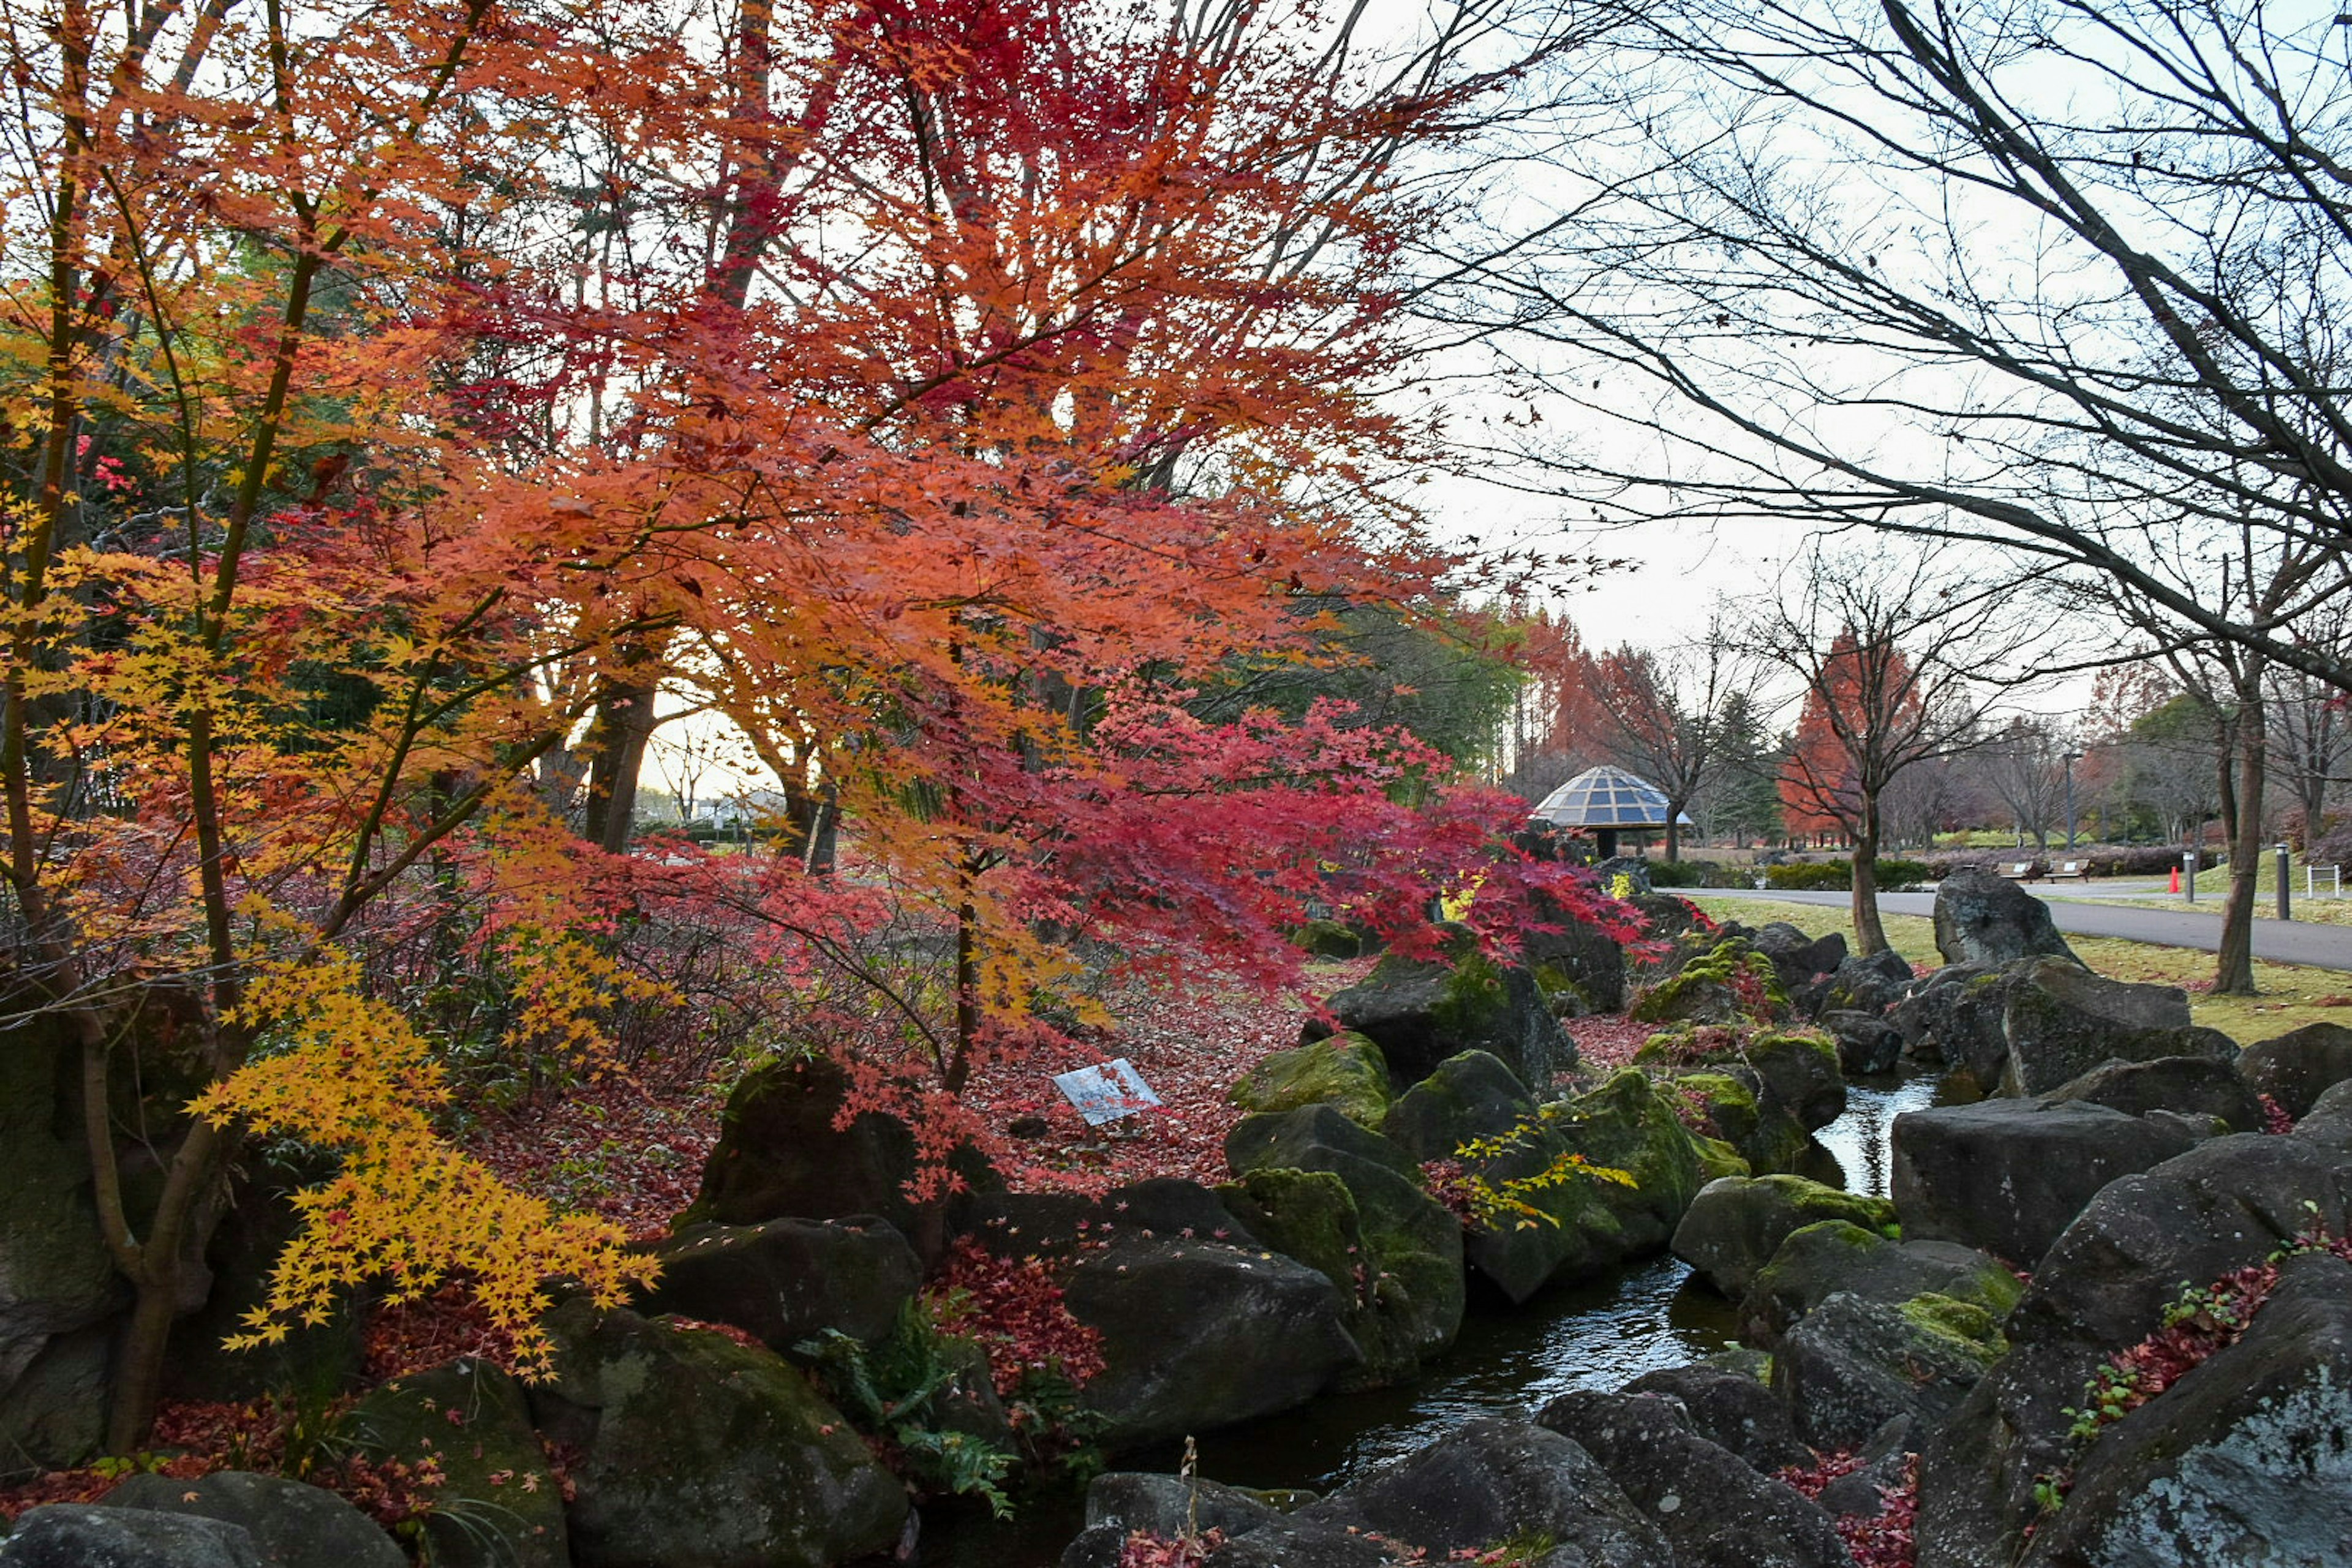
(1771, 1289), (2008, 1453)
(1820, 1008), (1905, 1076)
(1739, 1219), (2022, 1348)
(1890, 1098), (2199, 1268)
(1060, 1471), (1392, 1568)
(1224, 1102), (1464, 1364)
(1748, 922), (1849, 1009)
(1300, 1416), (1669, 1568)
(1807, 947), (1915, 1023)
(1536, 1389), (1850, 1568)
(2235, 1019), (2352, 1120)
(1670, 1068), (1812, 1175)
(1063, 1235), (1362, 1449)
(2041, 1052), (2266, 1134)
(1620, 1362), (1814, 1473)
(1670, 1174), (1896, 1301)
(1995, 957), (2234, 1096)
(1931, 869), (2080, 968)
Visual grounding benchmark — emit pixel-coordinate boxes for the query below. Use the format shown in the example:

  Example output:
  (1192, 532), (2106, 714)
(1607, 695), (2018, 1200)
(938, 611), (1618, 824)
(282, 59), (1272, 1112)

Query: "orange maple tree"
(0, 0), (1612, 1459)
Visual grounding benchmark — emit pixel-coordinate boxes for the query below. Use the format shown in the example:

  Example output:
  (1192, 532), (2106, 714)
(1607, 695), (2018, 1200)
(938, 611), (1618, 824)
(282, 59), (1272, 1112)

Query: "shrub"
(1644, 859), (1705, 888)
(1765, 857), (1932, 891)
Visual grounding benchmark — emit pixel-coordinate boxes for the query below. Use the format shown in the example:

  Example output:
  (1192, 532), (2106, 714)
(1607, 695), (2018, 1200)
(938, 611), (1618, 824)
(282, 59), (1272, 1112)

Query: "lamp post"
(2062, 750), (2082, 850)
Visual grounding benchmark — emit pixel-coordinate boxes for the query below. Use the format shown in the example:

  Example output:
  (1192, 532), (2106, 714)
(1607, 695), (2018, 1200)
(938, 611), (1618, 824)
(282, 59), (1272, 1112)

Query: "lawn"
(1684, 893), (2351, 1047)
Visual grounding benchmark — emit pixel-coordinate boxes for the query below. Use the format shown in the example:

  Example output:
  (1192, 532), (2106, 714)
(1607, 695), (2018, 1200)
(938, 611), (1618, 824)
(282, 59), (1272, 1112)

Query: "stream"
(925, 1073), (1953, 1566)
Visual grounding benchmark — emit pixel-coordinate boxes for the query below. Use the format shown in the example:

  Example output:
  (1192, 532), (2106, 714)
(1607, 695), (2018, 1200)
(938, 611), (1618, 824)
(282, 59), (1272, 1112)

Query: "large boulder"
(2236, 1020), (2352, 1119)
(1225, 1104), (1464, 1362)
(1638, 1025), (1845, 1134)
(1629, 938), (1784, 1027)
(1228, 1033), (1393, 1129)
(1312, 940), (1573, 1090)
(1772, 1289), (2008, 1452)
(1741, 1221), (2022, 1348)
(1670, 1069), (1811, 1176)
(102, 1472), (402, 1568)
(1996, 957), (2230, 1096)
(530, 1303), (907, 1568)
(1063, 1236), (1361, 1448)
(1619, 1362), (1813, 1472)
(342, 1359), (568, 1568)
(1750, 923), (1851, 1009)
(1889, 962), (2019, 1084)
(1915, 1131), (2352, 1567)
(2018, 1251), (2352, 1567)
(1671, 1174), (1896, 1301)
(1806, 947), (1914, 1020)
(1535, 1390), (1850, 1568)
(1523, 888), (1632, 1014)
(2043, 1054), (2266, 1134)
(1820, 1009), (1905, 1077)
(642, 1215), (920, 1354)
(1300, 1417), (1670, 1568)
(0, 1017), (126, 1471)
(1380, 1052), (1566, 1302)
(1891, 1098), (2198, 1267)
(0, 1506), (261, 1568)
(1932, 869), (2081, 968)
(680, 1054), (987, 1238)
(1216, 1167), (1419, 1386)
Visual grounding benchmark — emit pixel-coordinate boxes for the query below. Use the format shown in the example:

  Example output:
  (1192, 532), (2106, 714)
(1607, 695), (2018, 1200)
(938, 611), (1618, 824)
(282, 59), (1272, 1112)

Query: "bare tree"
(1974, 718), (2073, 850)
(1587, 612), (1752, 858)
(1450, 0), (2352, 691)
(1747, 543), (2018, 952)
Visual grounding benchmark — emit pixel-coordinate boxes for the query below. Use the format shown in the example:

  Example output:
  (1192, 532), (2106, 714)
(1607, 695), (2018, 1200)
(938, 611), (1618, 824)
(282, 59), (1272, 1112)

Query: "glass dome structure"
(1528, 766), (1692, 856)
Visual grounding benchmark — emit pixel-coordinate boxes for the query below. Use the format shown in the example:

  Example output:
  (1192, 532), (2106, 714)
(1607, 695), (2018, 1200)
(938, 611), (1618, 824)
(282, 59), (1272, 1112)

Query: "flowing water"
(924, 1073), (1950, 1565)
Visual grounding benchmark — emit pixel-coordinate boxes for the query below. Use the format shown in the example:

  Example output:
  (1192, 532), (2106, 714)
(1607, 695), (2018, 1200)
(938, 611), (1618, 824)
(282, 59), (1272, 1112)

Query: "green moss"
(1898, 1292), (2008, 1366)
(1228, 1033), (1393, 1128)
(1690, 1134), (1750, 1182)
(1289, 919), (1362, 959)
(1430, 950), (1509, 1040)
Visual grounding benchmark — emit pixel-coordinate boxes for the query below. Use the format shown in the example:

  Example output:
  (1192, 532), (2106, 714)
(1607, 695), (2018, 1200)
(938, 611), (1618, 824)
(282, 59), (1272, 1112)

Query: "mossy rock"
(1670, 1175), (1898, 1300)
(1224, 1104), (1464, 1365)
(1671, 1069), (1811, 1175)
(342, 1359), (568, 1568)
(1288, 919), (1362, 959)
(1740, 1220), (2023, 1348)
(1229, 1033), (1392, 1129)
(530, 1303), (907, 1568)
(1689, 1133), (1752, 1183)
(1317, 933), (1573, 1089)
(1896, 1291), (2008, 1366)
(1218, 1167), (1419, 1388)
(1627, 939), (1786, 1027)
(1744, 1030), (1847, 1131)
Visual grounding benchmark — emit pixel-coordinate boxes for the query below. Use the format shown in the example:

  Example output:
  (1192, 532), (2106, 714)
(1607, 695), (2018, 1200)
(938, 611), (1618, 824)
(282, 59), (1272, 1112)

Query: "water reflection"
(930, 1073), (1959, 1564)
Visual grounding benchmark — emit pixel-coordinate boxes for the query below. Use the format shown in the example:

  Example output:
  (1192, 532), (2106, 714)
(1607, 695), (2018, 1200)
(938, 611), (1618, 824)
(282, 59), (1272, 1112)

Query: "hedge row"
(1763, 858), (1936, 891)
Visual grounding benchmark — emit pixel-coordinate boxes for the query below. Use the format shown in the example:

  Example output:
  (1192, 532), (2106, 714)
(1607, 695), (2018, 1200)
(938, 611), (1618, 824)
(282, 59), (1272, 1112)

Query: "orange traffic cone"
(2170, 865), (2181, 893)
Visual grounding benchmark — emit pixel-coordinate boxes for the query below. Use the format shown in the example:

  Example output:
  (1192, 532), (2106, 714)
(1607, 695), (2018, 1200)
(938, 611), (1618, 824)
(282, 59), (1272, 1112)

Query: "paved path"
(1692, 888), (2352, 973)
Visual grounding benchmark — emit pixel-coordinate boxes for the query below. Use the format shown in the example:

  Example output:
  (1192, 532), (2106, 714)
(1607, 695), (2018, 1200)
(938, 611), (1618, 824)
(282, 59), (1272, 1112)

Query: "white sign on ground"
(1052, 1058), (1162, 1126)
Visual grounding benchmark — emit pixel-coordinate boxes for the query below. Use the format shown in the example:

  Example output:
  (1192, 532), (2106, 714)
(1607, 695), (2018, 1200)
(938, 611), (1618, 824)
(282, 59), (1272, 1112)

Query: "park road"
(1694, 888), (2352, 973)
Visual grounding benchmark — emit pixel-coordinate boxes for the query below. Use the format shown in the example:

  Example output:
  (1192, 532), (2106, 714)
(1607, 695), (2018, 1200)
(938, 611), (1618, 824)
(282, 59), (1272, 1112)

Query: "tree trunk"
(2215, 687), (2266, 996)
(1850, 794), (1890, 956)
(1663, 803), (1682, 862)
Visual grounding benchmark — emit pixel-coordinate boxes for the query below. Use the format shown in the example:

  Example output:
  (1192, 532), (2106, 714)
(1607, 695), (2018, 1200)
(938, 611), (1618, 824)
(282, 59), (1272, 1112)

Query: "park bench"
(1999, 861), (2036, 880)
(2049, 859), (2087, 880)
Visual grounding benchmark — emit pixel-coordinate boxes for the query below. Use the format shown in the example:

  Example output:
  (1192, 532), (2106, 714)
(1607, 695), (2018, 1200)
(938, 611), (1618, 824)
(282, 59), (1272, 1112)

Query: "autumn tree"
(1754, 545), (2010, 952)
(0, 0), (1615, 1458)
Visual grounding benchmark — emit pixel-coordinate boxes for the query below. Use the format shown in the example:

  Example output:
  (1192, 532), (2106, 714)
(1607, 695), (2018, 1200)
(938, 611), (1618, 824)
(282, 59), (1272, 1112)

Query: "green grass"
(1684, 892), (2352, 1047)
